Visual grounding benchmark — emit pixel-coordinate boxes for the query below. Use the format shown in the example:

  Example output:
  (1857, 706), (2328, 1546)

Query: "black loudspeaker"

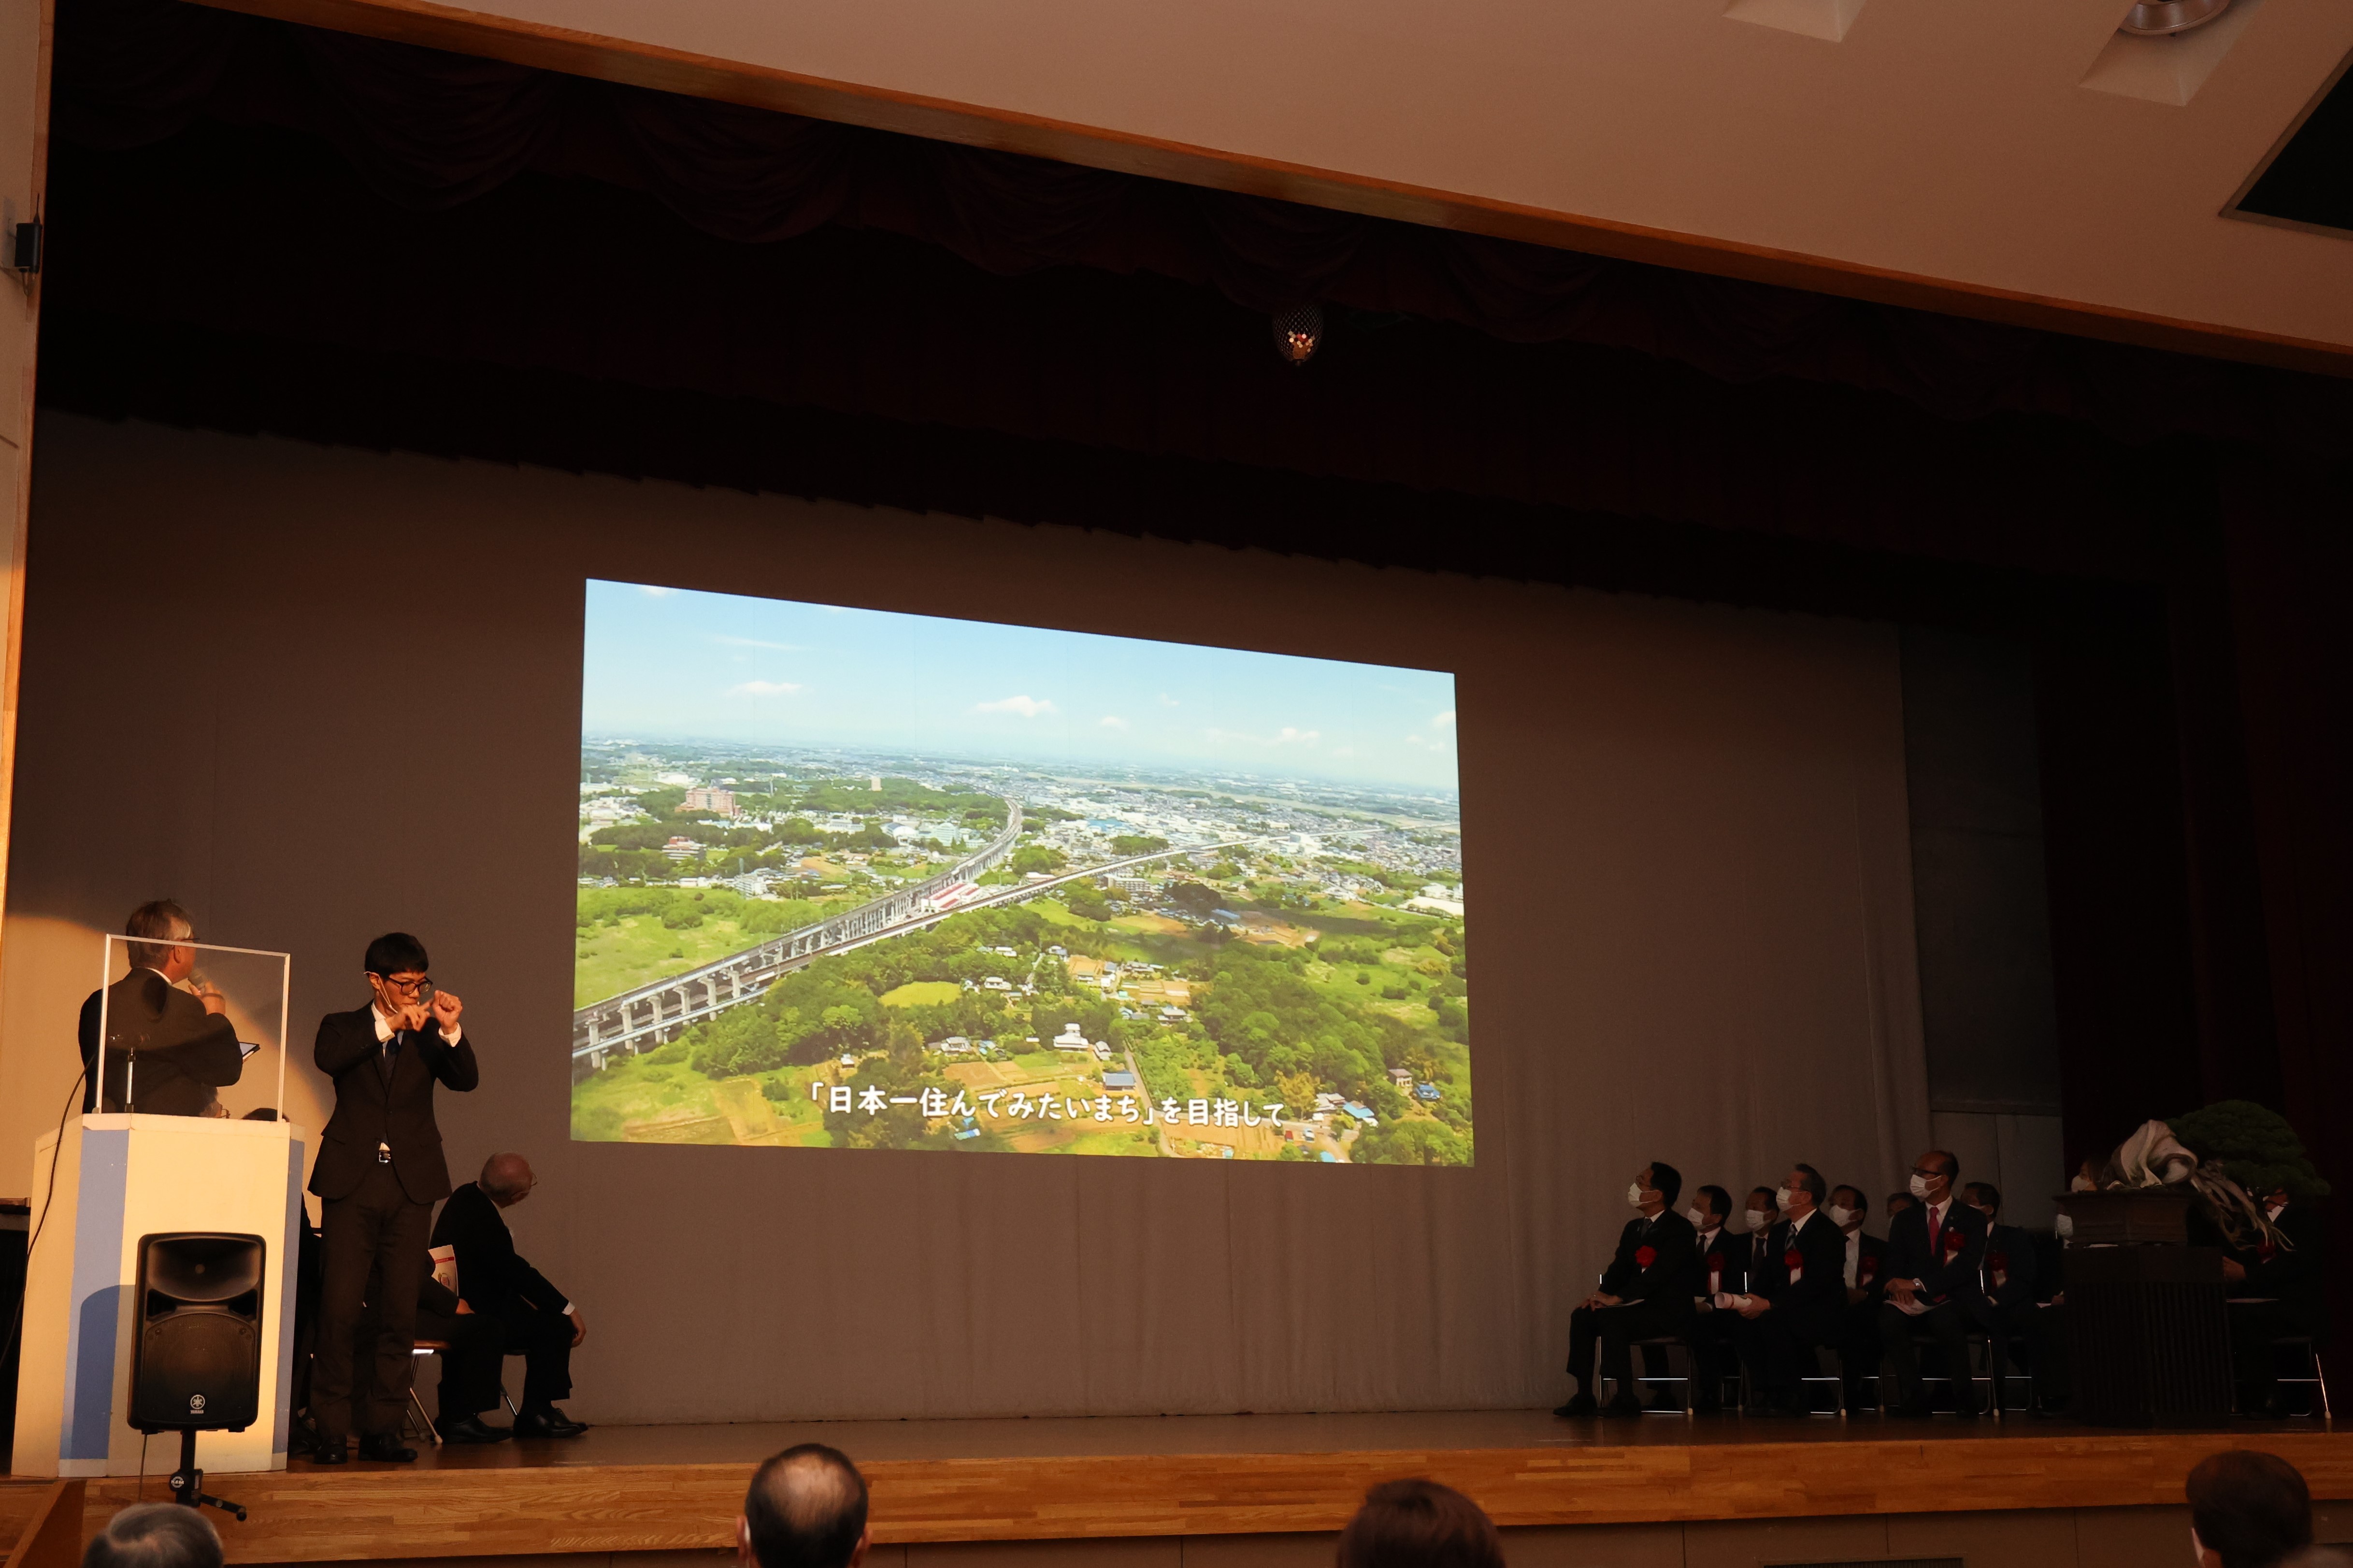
(130, 1232), (266, 1433)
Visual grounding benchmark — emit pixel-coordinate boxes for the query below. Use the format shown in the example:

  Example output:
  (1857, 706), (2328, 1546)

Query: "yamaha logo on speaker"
(189, 1394), (208, 1414)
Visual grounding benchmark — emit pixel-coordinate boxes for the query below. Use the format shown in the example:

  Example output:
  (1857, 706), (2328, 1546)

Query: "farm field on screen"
(569, 581), (1470, 1164)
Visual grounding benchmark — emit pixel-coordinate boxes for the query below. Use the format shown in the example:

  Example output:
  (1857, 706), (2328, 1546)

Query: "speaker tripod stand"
(162, 1428), (249, 1522)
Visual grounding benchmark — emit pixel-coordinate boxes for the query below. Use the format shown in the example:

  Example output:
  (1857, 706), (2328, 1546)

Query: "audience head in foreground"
(742, 1444), (871, 1568)
(84, 1505), (224, 1568)
(2188, 1450), (2312, 1568)
(1338, 1479), (1504, 1568)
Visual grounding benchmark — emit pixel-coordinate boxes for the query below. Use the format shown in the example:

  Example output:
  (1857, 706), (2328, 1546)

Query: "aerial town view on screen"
(569, 582), (1470, 1164)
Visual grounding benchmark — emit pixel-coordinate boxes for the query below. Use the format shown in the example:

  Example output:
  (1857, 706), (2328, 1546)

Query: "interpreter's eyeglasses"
(376, 974), (433, 995)
(1911, 1166), (1946, 1179)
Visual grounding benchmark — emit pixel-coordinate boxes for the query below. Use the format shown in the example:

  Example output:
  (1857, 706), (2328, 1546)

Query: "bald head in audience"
(84, 1505), (223, 1568)
(740, 1444), (871, 1568)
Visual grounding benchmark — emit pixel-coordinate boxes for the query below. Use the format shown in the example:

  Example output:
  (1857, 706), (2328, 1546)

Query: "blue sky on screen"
(581, 580), (1459, 791)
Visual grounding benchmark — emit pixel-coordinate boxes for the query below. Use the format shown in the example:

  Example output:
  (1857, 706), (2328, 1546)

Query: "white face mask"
(2068, 1174), (2095, 1193)
(1627, 1182), (1646, 1207)
(1738, 1209), (1766, 1233)
(1827, 1204), (1856, 1228)
(1908, 1172), (1933, 1199)
(1683, 1206), (1707, 1228)
(1775, 1185), (1796, 1211)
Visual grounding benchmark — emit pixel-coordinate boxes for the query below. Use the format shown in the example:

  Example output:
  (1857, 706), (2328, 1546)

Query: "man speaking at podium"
(308, 932), (478, 1464)
(77, 900), (244, 1116)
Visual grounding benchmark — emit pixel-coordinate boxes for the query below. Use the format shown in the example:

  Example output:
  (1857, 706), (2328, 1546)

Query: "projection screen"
(569, 579), (1471, 1164)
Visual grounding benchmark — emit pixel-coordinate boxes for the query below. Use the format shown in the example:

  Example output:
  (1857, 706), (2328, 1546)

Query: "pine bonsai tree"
(2168, 1099), (2331, 1201)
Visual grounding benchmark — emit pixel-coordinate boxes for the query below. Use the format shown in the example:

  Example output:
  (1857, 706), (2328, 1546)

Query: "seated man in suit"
(1728, 1164), (1847, 1414)
(1828, 1185), (1888, 1410)
(2225, 1183), (2327, 1416)
(1962, 1181), (2038, 1406)
(1556, 1161), (1699, 1417)
(77, 900), (244, 1116)
(1878, 1149), (1991, 1416)
(432, 1153), (588, 1438)
(1683, 1184), (1743, 1412)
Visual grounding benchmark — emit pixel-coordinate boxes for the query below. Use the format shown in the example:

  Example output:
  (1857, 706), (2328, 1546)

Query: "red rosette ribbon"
(2259, 1240), (2279, 1263)
(1635, 1244), (1658, 1269)
(1859, 1263), (1876, 1287)
(1942, 1225), (1967, 1260)
(1989, 1250), (2008, 1288)
(1783, 1247), (1803, 1283)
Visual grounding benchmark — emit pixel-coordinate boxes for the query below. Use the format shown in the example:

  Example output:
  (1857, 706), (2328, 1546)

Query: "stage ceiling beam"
(180, 0), (2353, 382)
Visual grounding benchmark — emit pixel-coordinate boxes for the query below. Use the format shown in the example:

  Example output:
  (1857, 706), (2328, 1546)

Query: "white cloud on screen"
(732, 680), (804, 696)
(1099, 715), (1128, 729)
(976, 695), (1057, 717)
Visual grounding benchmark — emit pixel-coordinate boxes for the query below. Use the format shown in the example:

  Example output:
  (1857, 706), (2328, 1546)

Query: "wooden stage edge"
(7, 1412), (2353, 1564)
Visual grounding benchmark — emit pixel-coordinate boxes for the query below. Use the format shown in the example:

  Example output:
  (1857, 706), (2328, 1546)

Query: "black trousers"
(1878, 1298), (1981, 1414)
(438, 1306), (576, 1417)
(1687, 1307), (1741, 1407)
(1968, 1299), (2037, 1408)
(1566, 1299), (1689, 1402)
(314, 1163), (431, 1440)
(1733, 1311), (1834, 1406)
(1836, 1297), (1883, 1407)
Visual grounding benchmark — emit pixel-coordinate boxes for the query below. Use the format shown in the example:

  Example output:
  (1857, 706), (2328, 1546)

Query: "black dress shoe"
(440, 1415), (513, 1444)
(357, 1433), (418, 1462)
(1551, 1394), (1598, 1418)
(311, 1442), (349, 1465)
(1601, 1397), (1645, 1418)
(513, 1407), (589, 1438)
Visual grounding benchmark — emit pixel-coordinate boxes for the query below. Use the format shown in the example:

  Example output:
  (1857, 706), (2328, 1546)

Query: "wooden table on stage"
(2066, 1244), (2234, 1425)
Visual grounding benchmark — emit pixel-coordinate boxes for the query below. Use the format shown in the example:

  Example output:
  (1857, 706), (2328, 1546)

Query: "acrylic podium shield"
(11, 937), (305, 1477)
(94, 934), (289, 1121)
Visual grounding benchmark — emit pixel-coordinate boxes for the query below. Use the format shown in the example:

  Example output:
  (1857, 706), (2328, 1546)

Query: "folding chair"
(2273, 1337), (2332, 1417)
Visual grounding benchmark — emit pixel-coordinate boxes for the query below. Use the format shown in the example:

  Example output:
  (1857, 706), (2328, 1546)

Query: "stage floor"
(8, 1409), (2350, 1564)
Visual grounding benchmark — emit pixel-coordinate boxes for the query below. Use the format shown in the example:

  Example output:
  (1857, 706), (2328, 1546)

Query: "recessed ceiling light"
(2119, 0), (2229, 35)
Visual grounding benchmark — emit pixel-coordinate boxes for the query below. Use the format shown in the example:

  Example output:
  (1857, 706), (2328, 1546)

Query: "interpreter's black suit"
(1876, 1197), (1991, 1413)
(1836, 1230), (1891, 1408)
(430, 1182), (575, 1415)
(78, 969), (243, 1116)
(1565, 1210), (1699, 1405)
(2229, 1200), (2328, 1407)
(1733, 1209), (1848, 1409)
(308, 1004), (479, 1444)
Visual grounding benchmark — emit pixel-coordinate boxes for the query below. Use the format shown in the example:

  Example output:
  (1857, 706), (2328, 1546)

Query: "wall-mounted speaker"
(130, 1232), (266, 1432)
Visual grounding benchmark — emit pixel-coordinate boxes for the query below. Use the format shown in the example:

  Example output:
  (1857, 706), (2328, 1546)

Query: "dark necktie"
(380, 1030), (401, 1084)
(1928, 1204), (1943, 1254)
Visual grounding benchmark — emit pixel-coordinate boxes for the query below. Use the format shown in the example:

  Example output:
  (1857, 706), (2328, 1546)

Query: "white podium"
(11, 1114), (307, 1477)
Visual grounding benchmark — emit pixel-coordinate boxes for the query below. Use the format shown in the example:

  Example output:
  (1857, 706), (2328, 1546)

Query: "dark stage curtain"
(46, 0), (2353, 459)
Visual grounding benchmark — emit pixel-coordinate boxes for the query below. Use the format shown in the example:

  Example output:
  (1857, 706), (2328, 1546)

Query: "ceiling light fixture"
(1271, 303), (1324, 368)
(2118, 0), (2229, 35)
